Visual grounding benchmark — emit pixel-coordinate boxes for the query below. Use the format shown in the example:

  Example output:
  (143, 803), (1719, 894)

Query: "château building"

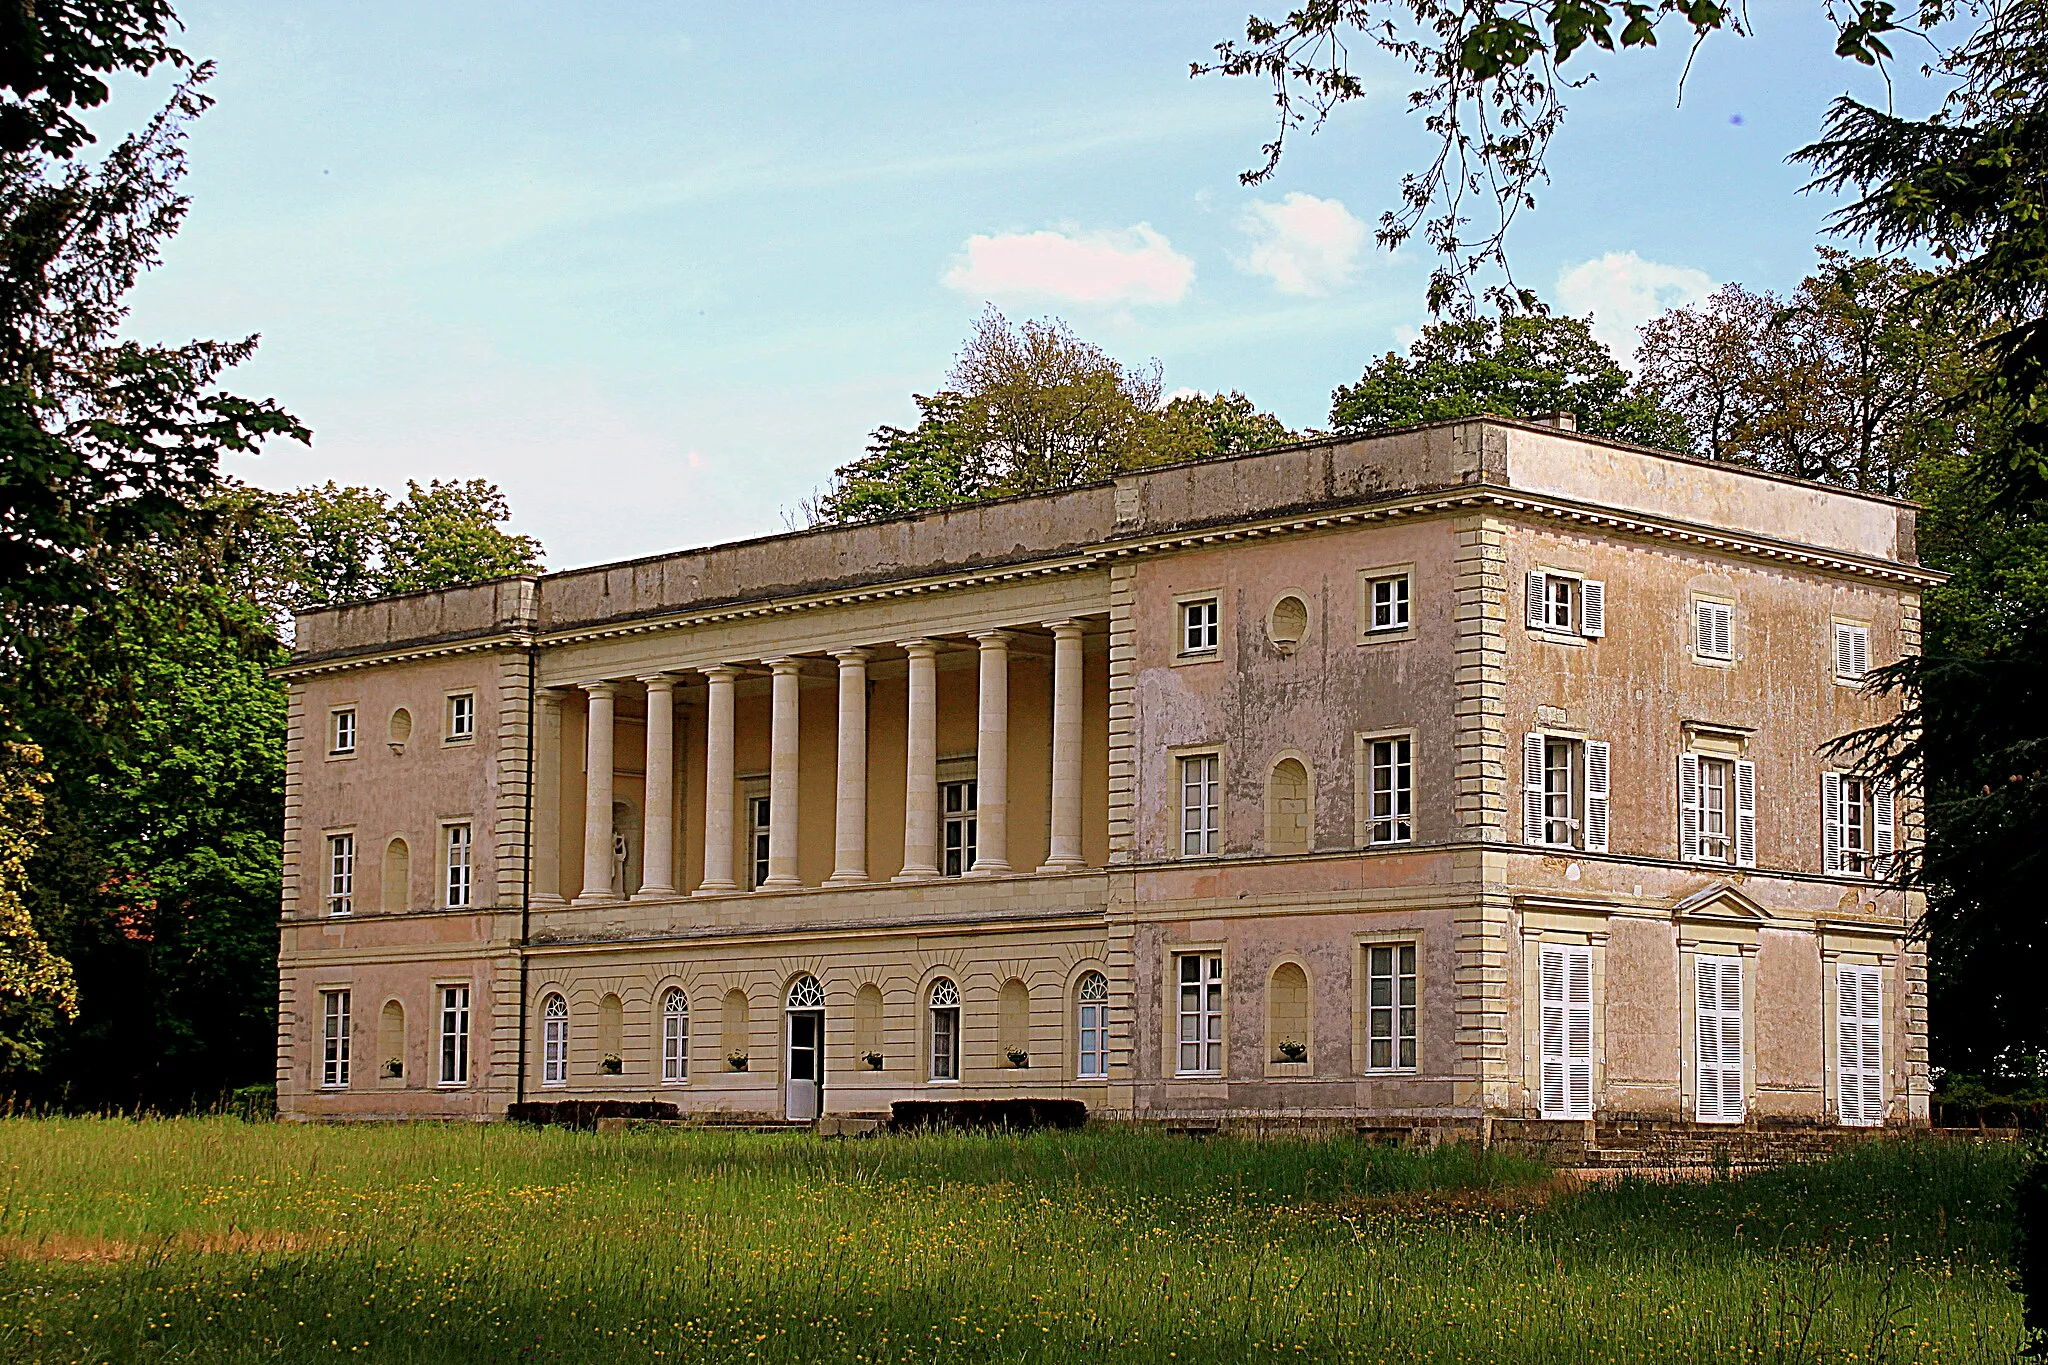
(275, 416), (1931, 1133)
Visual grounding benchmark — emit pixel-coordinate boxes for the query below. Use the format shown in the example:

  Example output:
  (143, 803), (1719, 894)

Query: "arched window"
(541, 993), (569, 1087)
(661, 988), (689, 1083)
(1076, 972), (1109, 1079)
(928, 977), (960, 1081)
(787, 975), (825, 1010)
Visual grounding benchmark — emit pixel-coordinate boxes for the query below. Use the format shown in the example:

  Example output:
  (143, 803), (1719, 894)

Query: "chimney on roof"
(1533, 411), (1578, 432)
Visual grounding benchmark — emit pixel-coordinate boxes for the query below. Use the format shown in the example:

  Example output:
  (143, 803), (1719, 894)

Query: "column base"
(1035, 858), (1086, 874)
(571, 892), (620, 907)
(965, 862), (1013, 877)
(693, 882), (739, 896)
(529, 893), (568, 908)
(825, 871), (869, 885)
(892, 868), (938, 883)
(760, 876), (803, 890)
(629, 886), (677, 902)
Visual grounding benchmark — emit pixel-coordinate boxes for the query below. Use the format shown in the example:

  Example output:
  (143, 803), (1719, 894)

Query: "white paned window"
(942, 779), (978, 877)
(1176, 954), (1224, 1075)
(1523, 734), (1607, 853)
(1180, 755), (1220, 857)
(1525, 572), (1606, 638)
(1076, 971), (1109, 1079)
(1369, 575), (1411, 632)
(321, 989), (352, 1088)
(1680, 754), (1757, 866)
(444, 823), (472, 907)
(1368, 738), (1413, 845)
(1824, 774), (1893, 878)
(1834, 622), (1872, 681)
(1182, 598), (1219, 655)
(928, 978), (960, 1081)
(330, 708), (357, 755)
(541, 993), (568, 1086)
(661, 988), (689, 1083)
(748, 795), (771, 890)
(1694, 601), (1733, 661)
(447, 692), (476, 741)
(1537, 944), (1593, 1119)
(1837, 964), (1885, 1126)
(1366, 943), (1418, 1071)
(1694, 956), (1743, 1123)
(327, 833), (355, 916)
(438, 984), (470, 1086)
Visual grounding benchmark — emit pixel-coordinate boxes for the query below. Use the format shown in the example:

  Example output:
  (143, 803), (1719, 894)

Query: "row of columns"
(542, 621), (1089, 905)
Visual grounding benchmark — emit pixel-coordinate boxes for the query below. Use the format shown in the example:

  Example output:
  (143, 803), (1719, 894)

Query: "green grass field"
(0, 1119), (2022, 1363)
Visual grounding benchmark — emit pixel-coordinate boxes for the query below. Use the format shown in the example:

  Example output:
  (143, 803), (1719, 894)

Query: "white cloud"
(1555, 252), (1716, 358)
(1236, 193), (1367, 296)
(941, 224), (1193, 306)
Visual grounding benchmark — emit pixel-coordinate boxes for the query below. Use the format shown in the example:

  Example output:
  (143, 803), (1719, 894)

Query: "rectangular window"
(1834, 622), (1871, 681)
(1366, 943), (1418, 1071)
(1368, 738), (1413, 845)
(1694, 955), (1743, 1123)
(1537, 944), (1593, 1119)
(1679, 753), (1757, 867)
(330, 708), (357, 755)
(1543, 737), (1578, 846)
(1694, 601), (1733, 662)
(321, 989), (352, 1088)
(1824, 772), (1893, 878)
(447, 692), (476, 742)
(942, 779), (978, 877)
(1369, 574), (1411, 632)
(1179, 755), (1220, 857)
(1176, 954), (1224, 1075)
(1837, 964), (1884, 1126)
(444, 823), (472, 907)
(1525, 572), (1605, 638)
(1522, 734), (1608, 852)
(1181, 598), (1219, 655)
(930, 1001), (959, 1081)
(438, 984), (470, 1086)
(1697, 757), (1732, 862)
(327, 833), (355, 916)
(748, 795), (771, 890)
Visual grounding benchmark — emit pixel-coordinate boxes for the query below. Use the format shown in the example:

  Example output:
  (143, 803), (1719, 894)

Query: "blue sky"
(102, 1), (1944, 570)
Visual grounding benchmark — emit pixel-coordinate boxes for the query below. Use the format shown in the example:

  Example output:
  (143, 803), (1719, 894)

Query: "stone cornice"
(273, 630), (535, 681)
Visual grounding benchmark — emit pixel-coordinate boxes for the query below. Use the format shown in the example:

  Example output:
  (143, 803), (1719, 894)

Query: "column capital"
(578, 680), (618, 698)
(537, 686), (570, 708)
(698, 664), (742, 682)
(1041, 618), (1087, 636)
(762, 655), (806, 675)
(827, 646), (873, 664)
(637, 672), (680, 689)
(968, 628), (1015, 645)
(896, 637), (938, 656)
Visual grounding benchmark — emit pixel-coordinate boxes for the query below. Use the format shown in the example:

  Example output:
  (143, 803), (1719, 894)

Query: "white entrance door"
(1538, 944), (1593, 1119)
(785, 1010), (822, 1122)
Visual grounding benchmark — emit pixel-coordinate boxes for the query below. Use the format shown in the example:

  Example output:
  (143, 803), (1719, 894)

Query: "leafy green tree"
(0, 0), (182, 159)
(1329, 313), (1689, 447)
(809, 392), (984, 525)
(0, 731), (77, 1076)
(1147, 391), (1299, 463)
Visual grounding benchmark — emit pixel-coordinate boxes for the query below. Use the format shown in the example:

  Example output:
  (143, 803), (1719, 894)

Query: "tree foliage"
(0, 0), (182, 159)
(811, 309), (1295, 524)
(1329, 311), (1688, 446)
(0, 731), (77, 1076)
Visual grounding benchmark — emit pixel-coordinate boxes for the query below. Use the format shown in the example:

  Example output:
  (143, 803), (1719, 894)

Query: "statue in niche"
(611, 830), (630, 897)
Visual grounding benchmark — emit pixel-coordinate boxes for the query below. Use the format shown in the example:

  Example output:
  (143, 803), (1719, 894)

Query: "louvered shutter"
(1837, 964), (1884, 1126)
(1584, 740), (1610, 854)
(1695, 955), (1743, 1122)
(1522, 733), (1546, 845)
(1822, 772), (1844, 873)
(1834, 623), (1856, 679)
(1734, 760), (1757, 867)
(1694, 602), (1713, 657)
(1873, 778), (1895, 875)
(1526, 572), (1548, 629)
(1712, 604), (1731, 659)
(1565, 946), (1594, 1118)
(1580, 580), (1606, 637)
(1538, 945), (1567, 1117)
(1851, 627), (1870, 679)
(1678, 753), (1701, 861)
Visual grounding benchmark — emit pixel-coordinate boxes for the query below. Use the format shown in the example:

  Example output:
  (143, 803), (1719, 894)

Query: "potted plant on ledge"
(727, 1051), (749, 1072)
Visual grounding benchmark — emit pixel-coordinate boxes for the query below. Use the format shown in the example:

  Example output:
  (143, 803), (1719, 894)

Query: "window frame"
(1535, 942), (1594, 1120)
(744, 781), (771, 891)
(1525, 570), (1606, 640)
(1692, 598), (1734, 664)
(1357, 567), (1415, 642)
(325, 830), (355, 917)
(445, 691), (477, 744)
(1174, 952), (1225, 1077)
(1824, 771), (1894, 878)
(443, 821), (473, 908)
(927, 977), (961, 1082)
(661, 986), (690, 1084)
(1364, 941), (1419, 1072)
(328, 706), (358, 758)
(1366, 733), (1413, 846)
(541, 992), (569, 1087)
(1521, 731), (1609, 853)
(1693, 953), (1744, 1124)
(320, 988), (352, 1089)
(941, 776), (979, 877)
(1173, 590), (1223, 661)
(437, 983), (471, 1087)
(1836, 962), (1885, 1127)
(1175, 750), (1222, 859)
(1075, 971), (1109, 1080)
(1832, 620), (1873, 684)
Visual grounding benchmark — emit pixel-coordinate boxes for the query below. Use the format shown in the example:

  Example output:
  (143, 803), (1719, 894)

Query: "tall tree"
(1330, 312), (1689, 447)
(0, 0), (182, 159)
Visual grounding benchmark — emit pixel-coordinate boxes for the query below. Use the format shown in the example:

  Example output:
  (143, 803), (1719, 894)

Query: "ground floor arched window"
(542, 993), (569, 1086)
(661, 988), (688, 1083)
(1076, 972), (1108, 1078)
(928, 978), (960, 1081)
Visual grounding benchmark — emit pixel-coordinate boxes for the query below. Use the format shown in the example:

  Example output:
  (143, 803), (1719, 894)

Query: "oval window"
(1268, 595), (1309, 652)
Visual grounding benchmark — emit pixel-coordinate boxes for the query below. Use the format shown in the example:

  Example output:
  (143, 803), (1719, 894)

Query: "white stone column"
(1040, 620), (1087, 872)
(968, 630), (1013, 875)
(573, 681), (617, 904)
(827, 648), (871, 884)
(695, 666), (739, 895)
(531, 688), (567, 905)
(762, 657), (804, 889)
(634, 674), (677, 900)
(893, 639), (939, 881)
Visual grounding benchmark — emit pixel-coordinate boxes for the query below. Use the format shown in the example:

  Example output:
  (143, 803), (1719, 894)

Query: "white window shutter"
(1694, 602), (1712, 657)
(1538, 945), (1567, 1118)
(1822, 772), (1844, 874)
(1836, 964), (1884, 1126)
(1522, 733), (1546, 845)
(1873, 777), (1895, 873)
(1734, 760), (1757, 867)
(1526, 571), (1547, 629)
(1580, 580), (1606, 637)
(1677, 753), (1701, 861)
(1713, 604), (1731, 659)
(1584, 740), (1610, 854)
(1834, 623), (1855, 678)
(1851, 627), (1870, 679)
(1695, 956), (1743, 1122)
(1565, 946), (1594, 1119)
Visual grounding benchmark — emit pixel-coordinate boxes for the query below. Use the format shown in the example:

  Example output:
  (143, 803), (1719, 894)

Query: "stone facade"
(276, 417), (1933, 1131)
